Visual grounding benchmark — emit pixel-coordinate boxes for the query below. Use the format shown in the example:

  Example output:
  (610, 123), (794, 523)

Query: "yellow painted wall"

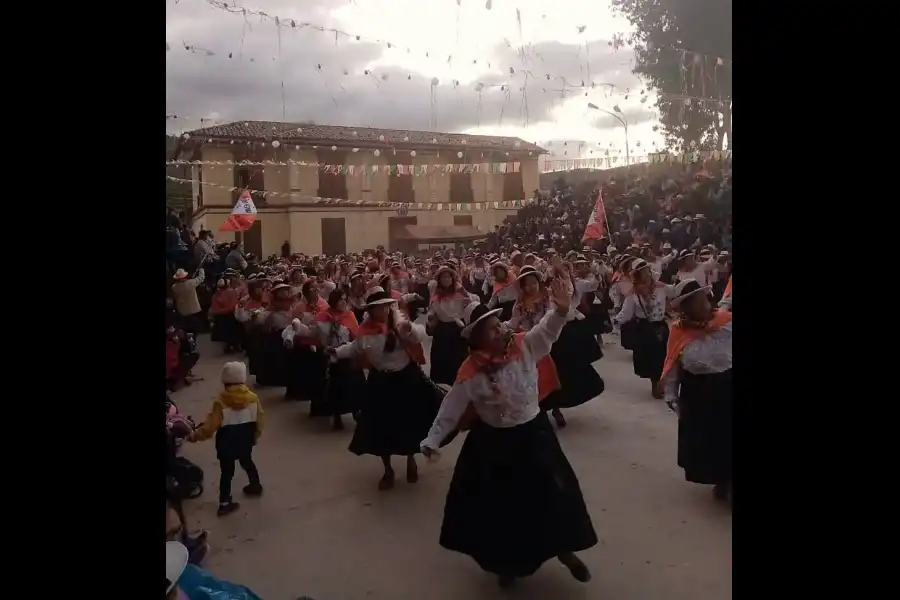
(194, 206), (517, 255)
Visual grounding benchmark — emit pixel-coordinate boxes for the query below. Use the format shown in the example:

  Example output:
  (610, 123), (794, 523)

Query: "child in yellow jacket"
(190, 361), (265, 516)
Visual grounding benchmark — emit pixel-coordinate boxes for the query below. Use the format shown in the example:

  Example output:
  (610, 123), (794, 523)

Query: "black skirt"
(677, 369), (733, 485)
(348, 362), (443, 457)
(497, 299), (516, 322)
(244, 327), (263, 375)
(255, 331), (289, 387)
(472, 279), (489, 304)
(429, 320), (468, 385)
(211, 314), (242, 347)
(439, 412), (598, 577)
(542, 320), (605, 410)
(310, 358), (366, 417)
(631, 320), (669, 380)
(284, 345), (327, 401)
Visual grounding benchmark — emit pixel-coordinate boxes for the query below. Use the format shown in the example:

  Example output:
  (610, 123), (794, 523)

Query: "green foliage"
(612, 0), (732, 151)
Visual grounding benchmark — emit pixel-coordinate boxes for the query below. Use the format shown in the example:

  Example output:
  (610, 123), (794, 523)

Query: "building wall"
(196, 144), (540, 206)
(194, 205), (516, 256)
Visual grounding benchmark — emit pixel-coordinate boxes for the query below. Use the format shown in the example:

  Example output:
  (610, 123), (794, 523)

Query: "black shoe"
(497, 575), (516, 589)
(559, 553), (591, 583)
(243, 484), (263, 496)
(217, 501), (240, 516)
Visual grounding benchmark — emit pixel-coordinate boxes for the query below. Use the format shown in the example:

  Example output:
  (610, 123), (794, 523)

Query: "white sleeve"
(614, 295), (636, 324)
(235, 306), (250, 323)
(333, 339), (360, 360)
(523, 311), (567, 361)
(662, 362), (680, 406)
(404, 323), (428, 343)
(281, 325), (296, 348)
(400, 293), (419, 304)
(421, 382), (472, 451)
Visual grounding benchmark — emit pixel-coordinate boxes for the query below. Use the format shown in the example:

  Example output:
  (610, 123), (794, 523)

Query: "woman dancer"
(467, 254), (490, 303)
(426, 266), (475, 386)
(254, 283), (293, 386)
(209, 279), (241, 354)
(334, 287), (443, 490)
(614, 259), (672, 398)
(487, 260), (518, 321)
(421, 278), (597, 588)
(283, 281), (328, 402)
(311, 289), (365, 429)
(659, 279), (733, 505)
(540, 257), (605, 428)
(347, 271), (369, 323)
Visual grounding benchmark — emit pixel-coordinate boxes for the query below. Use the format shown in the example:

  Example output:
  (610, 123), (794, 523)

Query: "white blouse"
(334, 319), (428, 372)
(488, 283), (518, 306)
(421, 311), (568, 451)
(312, 320), (353, 348)
(428, 293), (477, 323)
(505, 300), (550, 331)
(661, 322), (733, 406)
(614, 286), (675, 323)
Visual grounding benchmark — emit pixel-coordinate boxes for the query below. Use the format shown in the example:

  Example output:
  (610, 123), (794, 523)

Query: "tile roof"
(186, 121), (547, 154)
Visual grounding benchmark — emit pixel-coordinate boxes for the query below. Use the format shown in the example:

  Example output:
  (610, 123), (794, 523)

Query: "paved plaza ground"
(173, 332), (732, 600)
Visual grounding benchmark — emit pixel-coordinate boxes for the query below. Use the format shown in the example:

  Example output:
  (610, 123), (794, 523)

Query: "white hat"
(173, 269), (189, 280)
(461, 301), (503, 339)
(166, 541), (189, 594)
(271, 283), (291, 292)
(630, 258), (651, 272)
(670, 278), (712, 308)
(221, 361), (247, 385)
(363, 287), (398, 308)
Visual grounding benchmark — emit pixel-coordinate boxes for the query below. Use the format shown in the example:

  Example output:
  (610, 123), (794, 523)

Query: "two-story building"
(175, 121), (545, 257)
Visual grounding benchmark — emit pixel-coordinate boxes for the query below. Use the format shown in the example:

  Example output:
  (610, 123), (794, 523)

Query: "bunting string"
(167, 159), (522, 176)
(166, 175), (533, 211)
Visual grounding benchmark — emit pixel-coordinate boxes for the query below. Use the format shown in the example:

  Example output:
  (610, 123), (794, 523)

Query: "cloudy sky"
(166, 0), (664, 162)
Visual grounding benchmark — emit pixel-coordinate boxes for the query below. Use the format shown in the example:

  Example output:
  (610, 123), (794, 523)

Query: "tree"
(612, 0), (732, 151)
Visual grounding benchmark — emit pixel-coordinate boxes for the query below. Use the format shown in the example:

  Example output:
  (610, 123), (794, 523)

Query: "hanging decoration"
(167, 159), (523, 176)
(166, 176), (533, 211)
(541, 150), (732, 173)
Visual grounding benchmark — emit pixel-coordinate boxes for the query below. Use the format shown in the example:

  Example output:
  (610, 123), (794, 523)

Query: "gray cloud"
(166, 0), (652, 139)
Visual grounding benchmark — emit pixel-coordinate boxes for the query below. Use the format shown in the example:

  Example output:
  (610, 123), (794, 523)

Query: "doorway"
(321, 218), (347, 255)
(235, 220), (263, 258)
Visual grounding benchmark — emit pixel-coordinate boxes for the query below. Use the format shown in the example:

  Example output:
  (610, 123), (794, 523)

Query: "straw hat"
(460, 301), (503, 339)
(173, 269), (189, 280)
(670, 278), (712, 308)
(166, 541), (189, 595)
(364, 287), (398, 308)
(515, 265), (543, 282)
(630, 258), (651, 273)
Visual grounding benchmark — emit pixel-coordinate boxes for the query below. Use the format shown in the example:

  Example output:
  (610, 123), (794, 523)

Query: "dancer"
(311, 288), (365, 429)
(487, 260), (517, 320)
(334, 287), (443, 490)
(540, 257), (605, 428)
(614, 259), (672, 398)
(421, 277), (597, 588)
(426, 266), (474, 385)
(659, 278), (733, 505)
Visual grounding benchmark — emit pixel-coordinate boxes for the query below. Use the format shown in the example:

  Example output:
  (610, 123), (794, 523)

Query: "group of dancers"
(195, 242), (732, 588)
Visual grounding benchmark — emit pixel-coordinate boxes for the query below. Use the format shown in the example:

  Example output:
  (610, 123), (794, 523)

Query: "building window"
(453, 215), (473, 226)
(449, 172), (474, 203)
(502, 166), (524, 202)
(235, 166), (266, 205)
(316, 149), (349, 200)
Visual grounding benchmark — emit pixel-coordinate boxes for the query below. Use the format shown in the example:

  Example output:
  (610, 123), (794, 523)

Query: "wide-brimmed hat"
(630, 258), (651, 273)
(173, 269), (189, 280)
(515, 265), (543, 283)
(461, 301), (503, 339)
(166, 541), (189, 594)
(491, 261), (509, 275)
(573, 254), (589, 265)
(271, 283), (291, 293)
(364, 287), (398, 308)
(670, 278), (712, 308)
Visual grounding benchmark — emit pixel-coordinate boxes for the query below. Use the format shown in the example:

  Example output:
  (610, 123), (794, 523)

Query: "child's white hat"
(221, 361), (247, 385)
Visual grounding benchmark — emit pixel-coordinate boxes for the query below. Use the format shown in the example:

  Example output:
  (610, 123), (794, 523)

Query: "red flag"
(581, 191), (607, 243)
(220, 190), (258, 232)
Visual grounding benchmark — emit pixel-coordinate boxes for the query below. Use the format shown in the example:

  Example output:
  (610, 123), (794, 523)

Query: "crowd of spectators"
(484, 160), (732, 256)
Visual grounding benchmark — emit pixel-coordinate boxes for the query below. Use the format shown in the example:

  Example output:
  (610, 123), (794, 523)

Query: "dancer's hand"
(550, 278), (571, 314)
(421, 445), (439, 460)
